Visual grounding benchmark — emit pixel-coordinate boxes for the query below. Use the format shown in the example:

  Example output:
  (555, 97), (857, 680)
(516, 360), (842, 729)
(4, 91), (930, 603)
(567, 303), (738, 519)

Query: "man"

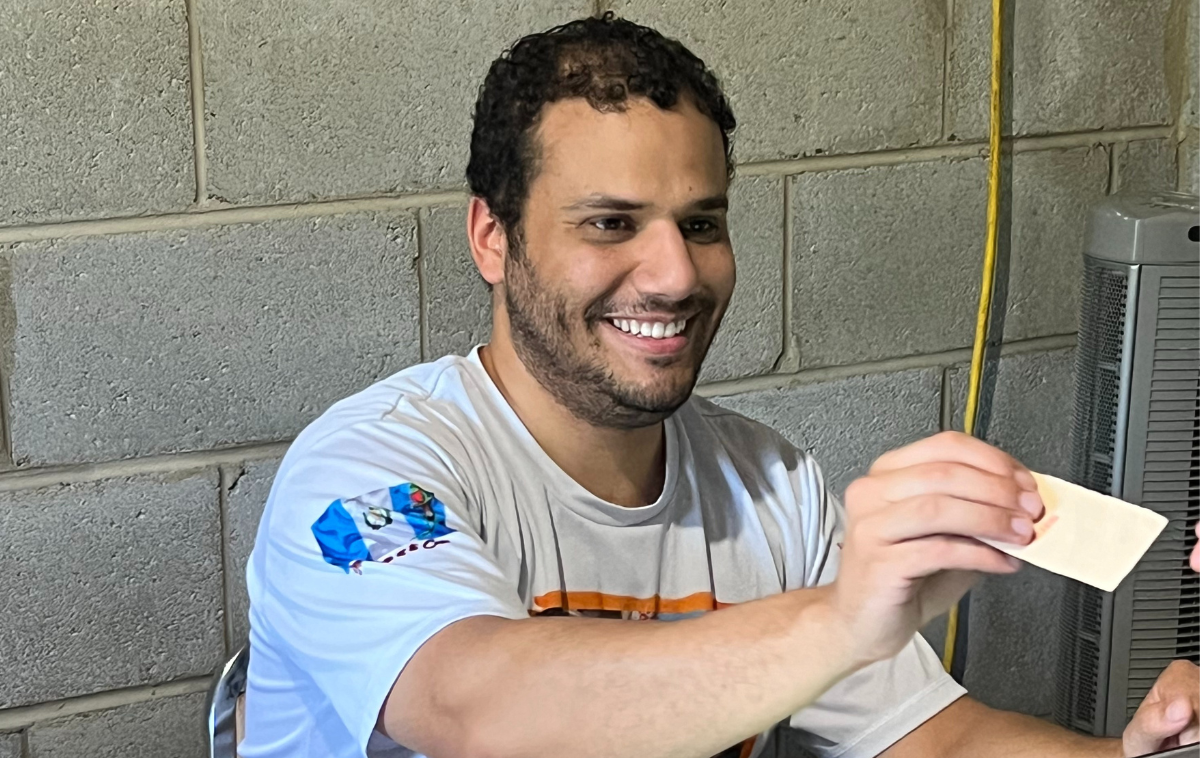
(241, 15), (1199, 758)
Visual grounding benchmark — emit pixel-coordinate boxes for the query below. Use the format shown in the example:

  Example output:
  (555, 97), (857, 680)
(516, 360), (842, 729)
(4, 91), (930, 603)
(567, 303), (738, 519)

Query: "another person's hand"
(827, 431), (1043, 665)
(1190, 521), (1200, 573)
(1122, 659), (1200, 756)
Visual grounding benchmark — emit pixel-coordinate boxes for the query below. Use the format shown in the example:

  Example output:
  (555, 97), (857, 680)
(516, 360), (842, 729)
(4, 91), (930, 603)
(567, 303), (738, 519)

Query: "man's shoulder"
(291, 354), (479, 451)
(268, 354), (487, 502)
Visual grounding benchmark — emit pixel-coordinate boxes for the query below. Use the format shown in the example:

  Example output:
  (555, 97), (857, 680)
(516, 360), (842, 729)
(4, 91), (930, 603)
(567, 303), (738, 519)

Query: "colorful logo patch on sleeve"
(310, 483), (457, 573)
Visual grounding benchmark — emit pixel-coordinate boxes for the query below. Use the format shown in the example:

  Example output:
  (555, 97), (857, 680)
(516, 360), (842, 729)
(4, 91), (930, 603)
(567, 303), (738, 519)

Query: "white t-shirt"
(241, 349), (964, 758)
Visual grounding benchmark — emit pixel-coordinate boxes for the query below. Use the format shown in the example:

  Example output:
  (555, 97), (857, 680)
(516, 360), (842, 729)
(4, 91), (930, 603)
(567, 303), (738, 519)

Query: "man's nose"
(631, 219), (700, 301)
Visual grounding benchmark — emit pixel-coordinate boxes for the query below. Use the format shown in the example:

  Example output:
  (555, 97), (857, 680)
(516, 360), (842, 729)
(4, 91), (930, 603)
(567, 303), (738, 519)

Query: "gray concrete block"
(27, 692), (206, 758)
(202, 0), (590, 204)
(712, 368), (941, 498)
(0, 0), (193, 224)
(790, 160), (987, 368)
(225, 459), (281, 647)
(4, 213), (420, 465)
(1004, 148), (1109, 342)
(0, 732), (20, 758)
(612, 0), (944, 161)
(946, 0), (1172, 140)
(421, 205), (490, 359)
(0, 472), (223, 708)
(701, 176), (784, 383)
(964, 565), (1066, 717)
(950, 348), (1077, 479)
(1115, 140), (1179, 196)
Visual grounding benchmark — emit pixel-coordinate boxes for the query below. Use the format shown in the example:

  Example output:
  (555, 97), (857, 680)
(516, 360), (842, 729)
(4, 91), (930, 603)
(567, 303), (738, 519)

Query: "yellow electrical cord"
(942, 0), (1006, 674)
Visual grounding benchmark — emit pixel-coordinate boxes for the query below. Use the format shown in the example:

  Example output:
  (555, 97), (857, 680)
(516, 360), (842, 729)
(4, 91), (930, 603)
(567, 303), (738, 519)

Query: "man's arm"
(886, 658), (1200, 758)
(883, 697), (1122, 758)
(380, 432), (1041, 758)
(383, 587), (859, 758)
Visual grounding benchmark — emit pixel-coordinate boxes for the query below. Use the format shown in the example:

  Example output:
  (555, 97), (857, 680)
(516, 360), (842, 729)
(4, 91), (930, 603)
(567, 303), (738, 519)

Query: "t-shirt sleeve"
(786, 459), (966, 758)
(248, 415), (526, 753)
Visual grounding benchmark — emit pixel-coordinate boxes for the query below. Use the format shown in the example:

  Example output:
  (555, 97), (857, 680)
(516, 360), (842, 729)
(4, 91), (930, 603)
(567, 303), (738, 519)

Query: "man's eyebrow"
(693, 195), (728, 212)
(561, 194), (729, 212)
(562, 195), (648, 212)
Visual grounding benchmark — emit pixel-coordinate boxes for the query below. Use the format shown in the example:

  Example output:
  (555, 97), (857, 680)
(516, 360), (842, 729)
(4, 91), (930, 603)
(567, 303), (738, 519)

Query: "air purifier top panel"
(1085, 192), (1200, 265)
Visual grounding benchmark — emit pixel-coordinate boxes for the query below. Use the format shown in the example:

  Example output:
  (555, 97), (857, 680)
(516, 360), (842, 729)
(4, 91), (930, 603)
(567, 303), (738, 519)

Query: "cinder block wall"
(0, 0), (1195, 753)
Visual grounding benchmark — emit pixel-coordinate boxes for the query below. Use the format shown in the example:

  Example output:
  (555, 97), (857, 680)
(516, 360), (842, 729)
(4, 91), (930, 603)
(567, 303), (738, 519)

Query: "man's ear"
(467, 196), (507, 287)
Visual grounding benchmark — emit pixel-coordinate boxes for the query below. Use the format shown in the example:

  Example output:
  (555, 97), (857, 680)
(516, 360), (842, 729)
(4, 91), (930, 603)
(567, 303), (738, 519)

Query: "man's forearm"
(887, 697), (1123, 758)
(384, 586), (862, 758)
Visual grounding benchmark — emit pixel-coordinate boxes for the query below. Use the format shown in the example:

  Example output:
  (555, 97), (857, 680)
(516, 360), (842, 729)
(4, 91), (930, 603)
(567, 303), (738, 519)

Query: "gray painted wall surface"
(1, 0), (1194, 752)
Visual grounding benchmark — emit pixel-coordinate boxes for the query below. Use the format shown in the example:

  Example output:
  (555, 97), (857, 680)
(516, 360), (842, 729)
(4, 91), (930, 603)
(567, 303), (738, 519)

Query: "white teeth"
(609, 317), (689, 339)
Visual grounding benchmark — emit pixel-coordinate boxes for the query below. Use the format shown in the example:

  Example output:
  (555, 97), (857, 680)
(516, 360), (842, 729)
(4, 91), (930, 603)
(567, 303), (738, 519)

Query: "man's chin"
(609, 372), (699, 416)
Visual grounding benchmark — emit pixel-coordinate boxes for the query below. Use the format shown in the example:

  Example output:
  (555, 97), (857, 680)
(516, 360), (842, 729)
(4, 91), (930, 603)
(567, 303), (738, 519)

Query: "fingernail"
(1014, 469), (1037, 491)
(1011, 517), (1033, 538)
(1167, 700), (1189, 721)
(1019, 491), (1044, 519)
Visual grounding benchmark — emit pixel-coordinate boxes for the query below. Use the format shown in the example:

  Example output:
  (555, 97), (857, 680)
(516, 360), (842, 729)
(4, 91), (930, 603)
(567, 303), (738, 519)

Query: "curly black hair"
(466, 13), (736, 243)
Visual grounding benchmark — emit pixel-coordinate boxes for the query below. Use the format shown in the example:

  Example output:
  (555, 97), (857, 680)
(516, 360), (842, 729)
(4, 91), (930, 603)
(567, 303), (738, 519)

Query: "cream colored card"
(981, 472), (1169, 593)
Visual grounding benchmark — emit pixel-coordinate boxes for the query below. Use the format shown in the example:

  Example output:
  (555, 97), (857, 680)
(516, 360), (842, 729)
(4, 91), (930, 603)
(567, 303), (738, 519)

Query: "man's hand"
(1123, 660), (1200, 757)
(828, 431), (1044, 664)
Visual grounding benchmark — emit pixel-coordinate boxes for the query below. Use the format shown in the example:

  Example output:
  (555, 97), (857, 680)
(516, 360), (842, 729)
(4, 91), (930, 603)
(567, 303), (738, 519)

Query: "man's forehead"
(531, 96), (728, 206)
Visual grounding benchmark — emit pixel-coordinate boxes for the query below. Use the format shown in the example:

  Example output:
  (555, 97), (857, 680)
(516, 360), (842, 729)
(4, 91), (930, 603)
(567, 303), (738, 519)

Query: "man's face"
(501, 96), (735, 429)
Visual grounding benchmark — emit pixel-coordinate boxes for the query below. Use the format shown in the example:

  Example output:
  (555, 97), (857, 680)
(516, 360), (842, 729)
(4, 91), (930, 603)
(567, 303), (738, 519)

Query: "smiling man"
(241, 15), (1199, 758)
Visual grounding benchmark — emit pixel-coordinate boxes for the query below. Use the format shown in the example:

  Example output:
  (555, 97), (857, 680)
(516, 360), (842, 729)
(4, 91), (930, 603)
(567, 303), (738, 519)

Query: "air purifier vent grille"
(1125, 275), (1200, 718)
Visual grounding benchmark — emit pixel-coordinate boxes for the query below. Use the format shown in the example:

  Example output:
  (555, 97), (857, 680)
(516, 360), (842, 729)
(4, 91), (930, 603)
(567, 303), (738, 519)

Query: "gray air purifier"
(1054, 192), (1200, 736)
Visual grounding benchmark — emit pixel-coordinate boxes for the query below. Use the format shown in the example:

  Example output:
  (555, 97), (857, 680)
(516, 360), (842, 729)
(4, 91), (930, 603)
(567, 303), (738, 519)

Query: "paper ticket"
(981, 472), (1169, 593)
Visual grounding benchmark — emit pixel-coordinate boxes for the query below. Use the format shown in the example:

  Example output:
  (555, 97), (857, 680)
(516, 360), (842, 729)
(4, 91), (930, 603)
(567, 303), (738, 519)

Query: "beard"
(503, 242), (720, 430)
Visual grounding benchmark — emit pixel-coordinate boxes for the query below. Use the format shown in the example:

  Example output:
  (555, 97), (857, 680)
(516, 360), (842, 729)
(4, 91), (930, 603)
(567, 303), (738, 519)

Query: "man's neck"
(478, 341), (666, 508)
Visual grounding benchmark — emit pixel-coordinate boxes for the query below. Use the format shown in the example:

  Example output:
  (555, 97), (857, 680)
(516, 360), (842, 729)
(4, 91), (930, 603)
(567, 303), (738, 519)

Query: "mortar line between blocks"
(940, 367), (955, 431)
(695, 333), (1078, 399)
(0, 192), (470, 244)
(218, 466), (235, 657)
(0, 360), (13, 470)
(736, 125), (1174, 177)
(1107, 142), (1121, 195)
(0, 440), (290, 492)
(416, 209), (428, 361)
(940, 0), (954, 142)
(779, 177), (795, 368)
(184, 0), (209, 204)
(0, 677), (211, 731)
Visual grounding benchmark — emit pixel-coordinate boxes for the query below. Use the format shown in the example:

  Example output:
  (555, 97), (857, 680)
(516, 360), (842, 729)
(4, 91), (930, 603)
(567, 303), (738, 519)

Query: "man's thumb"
(1125, 699), (1192, 756)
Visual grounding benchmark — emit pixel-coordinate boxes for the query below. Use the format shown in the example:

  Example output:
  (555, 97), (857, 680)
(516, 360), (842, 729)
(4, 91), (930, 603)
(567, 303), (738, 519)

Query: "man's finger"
(895, 535), (1022, 580)
(1124, 697), (1196, 757)
(868, 431), (1032, 484)
(869, 495), (1035, 546)
(858, 462), (1041, 518)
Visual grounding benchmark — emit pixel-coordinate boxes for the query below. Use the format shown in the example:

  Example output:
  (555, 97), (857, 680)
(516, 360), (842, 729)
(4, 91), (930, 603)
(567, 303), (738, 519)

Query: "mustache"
(582, 292), (718, 323)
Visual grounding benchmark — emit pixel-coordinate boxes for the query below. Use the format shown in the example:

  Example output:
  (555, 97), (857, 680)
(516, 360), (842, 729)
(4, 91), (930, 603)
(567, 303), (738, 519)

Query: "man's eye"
(682, 218), (722, 240)
(590, 217), (630, 233)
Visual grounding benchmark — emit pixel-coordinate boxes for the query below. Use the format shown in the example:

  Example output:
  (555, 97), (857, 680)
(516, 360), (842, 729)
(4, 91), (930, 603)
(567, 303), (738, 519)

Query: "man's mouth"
(604, 317), (689, 340)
